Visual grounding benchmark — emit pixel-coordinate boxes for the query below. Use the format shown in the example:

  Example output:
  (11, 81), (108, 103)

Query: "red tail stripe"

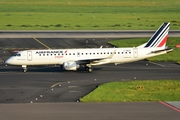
(157, 35), (168, 47)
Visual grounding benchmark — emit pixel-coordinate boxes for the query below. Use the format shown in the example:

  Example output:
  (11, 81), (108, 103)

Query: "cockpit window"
(14, 53), (21, 57)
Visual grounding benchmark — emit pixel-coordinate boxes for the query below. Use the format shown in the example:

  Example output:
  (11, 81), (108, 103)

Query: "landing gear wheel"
(85, 67), (93, 73)
(85, 64), (93, 73)
(88, 68), (93, 73)
(23, 68), (27, 73)
(22, 65), (27, 73)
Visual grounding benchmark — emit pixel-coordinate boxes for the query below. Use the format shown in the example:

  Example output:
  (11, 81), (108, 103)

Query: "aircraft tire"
(23, 69), (27, 73)
(88, 68), (93, 73)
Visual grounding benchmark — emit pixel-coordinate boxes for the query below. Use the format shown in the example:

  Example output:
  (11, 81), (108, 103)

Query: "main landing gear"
(22, 65), (27, 73)
(85, 64), (93, 73)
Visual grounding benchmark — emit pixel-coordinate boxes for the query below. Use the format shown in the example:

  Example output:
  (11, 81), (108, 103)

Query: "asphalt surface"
(0, 61), (180, 103)
(0, 102), (179, 120)
(0, 31), (180, 120)
(0, 30), (180, 38)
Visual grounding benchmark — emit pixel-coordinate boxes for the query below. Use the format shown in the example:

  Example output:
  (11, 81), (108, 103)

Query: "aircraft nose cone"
(5, 58), (12, 64)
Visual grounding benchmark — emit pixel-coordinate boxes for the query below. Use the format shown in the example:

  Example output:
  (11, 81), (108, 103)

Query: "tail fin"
(144, 22), (170, 48)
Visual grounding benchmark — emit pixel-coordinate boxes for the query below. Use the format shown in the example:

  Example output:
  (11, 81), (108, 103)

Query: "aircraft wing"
(76, 58), (111, 66)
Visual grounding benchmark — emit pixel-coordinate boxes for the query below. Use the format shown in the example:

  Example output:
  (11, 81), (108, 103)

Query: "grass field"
(0, 0), (180, 30)
(109, 37), (180, 62)
(80, 80), (180, 102)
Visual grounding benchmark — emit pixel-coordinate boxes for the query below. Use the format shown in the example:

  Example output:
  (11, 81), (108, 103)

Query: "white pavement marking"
(149, 61), (166, 67)
(51, 82), (66, 88)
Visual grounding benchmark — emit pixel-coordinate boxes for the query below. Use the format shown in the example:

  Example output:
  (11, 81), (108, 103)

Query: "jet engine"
(63, 61), (80, 71)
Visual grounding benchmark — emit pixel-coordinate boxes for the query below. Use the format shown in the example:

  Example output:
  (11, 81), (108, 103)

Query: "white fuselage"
(6, 47), (166, 66)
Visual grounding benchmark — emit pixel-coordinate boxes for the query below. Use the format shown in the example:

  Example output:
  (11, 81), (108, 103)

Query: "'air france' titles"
(35, 50), (65, 54)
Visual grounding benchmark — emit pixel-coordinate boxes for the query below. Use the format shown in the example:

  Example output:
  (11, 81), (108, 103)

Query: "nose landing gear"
(22, 65), (27, 73)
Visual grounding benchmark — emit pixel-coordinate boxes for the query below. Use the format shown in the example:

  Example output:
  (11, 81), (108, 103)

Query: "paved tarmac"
(0, 31), (180, 120)
(0, 62), (180, 120)
(0, 30), (180, 38)
(0, 102), (180, 120)
(0, 61), (180, 103)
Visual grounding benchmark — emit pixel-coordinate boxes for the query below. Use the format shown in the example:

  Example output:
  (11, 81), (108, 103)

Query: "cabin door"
(133, 47), (138, 58)
(27, 51), (32, 61)
(77, 52), (80, 57)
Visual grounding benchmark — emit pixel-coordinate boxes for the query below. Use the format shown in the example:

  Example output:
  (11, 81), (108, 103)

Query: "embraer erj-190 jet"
(5, 22), (173, 73)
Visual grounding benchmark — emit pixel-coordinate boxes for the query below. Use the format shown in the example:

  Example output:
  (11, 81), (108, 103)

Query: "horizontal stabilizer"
(151, 48), (173, 54)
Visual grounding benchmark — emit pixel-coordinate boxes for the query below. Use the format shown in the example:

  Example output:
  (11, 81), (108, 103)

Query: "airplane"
(5, 22), (173, 73)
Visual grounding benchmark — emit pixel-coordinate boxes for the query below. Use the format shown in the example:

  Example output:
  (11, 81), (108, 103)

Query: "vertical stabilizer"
(144, 22), (170, 48)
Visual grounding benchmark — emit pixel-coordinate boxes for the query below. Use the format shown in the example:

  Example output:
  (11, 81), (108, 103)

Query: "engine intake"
(63, 61), (79, 71)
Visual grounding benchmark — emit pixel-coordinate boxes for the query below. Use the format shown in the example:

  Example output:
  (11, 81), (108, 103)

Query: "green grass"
(108, 37), (180, 62)
(0, 0), (180, 30)
(80, 80), (180, 102)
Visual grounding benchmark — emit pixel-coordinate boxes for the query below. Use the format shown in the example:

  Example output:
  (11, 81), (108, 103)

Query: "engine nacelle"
(63, 61), (79, 71)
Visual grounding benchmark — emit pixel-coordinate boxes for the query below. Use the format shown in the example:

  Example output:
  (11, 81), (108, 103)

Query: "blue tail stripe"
(149, 25), (169, 47)
(144, 23), (169, 48)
